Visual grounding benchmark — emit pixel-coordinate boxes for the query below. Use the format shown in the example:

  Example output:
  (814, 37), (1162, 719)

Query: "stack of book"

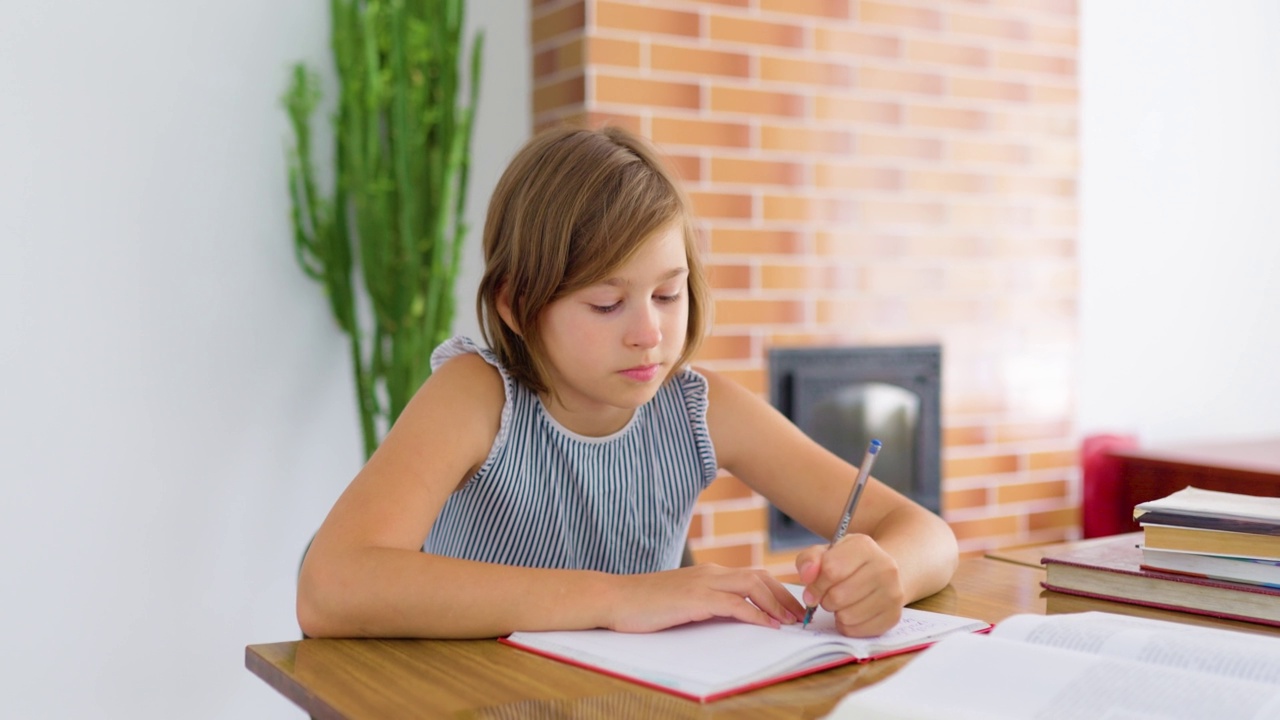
(1040, 486), (1280, 627)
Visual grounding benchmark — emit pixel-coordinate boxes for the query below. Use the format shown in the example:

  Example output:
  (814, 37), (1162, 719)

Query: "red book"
(500, 588), (990, 703)
(1041, 533), (1280, 628)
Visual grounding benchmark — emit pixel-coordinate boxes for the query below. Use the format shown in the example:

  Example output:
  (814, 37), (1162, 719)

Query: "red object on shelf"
(1081, 433), (1139, 538)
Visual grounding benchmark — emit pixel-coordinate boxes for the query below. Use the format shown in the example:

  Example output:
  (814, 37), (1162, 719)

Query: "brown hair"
(477, 125), (708, 395)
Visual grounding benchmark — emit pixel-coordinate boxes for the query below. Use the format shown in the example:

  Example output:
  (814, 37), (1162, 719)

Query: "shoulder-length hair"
(477, 125), (708, 395)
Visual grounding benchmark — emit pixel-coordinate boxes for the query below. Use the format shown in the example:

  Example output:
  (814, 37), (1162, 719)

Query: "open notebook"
(501, 585), (990, 702)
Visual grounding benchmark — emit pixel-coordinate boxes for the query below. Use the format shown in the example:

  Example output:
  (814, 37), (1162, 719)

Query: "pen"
(802, 438), (882, 629)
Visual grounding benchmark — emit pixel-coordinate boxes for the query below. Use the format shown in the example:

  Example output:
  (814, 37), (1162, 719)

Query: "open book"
(827, 611), (1280, 719)
(501, 585), (990, 702)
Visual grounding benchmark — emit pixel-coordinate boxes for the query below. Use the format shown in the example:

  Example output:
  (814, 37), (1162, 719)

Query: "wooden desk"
(985, 532), (1142, 569)
(1112, 436), (1280, 502)
(246, 557), (1045, 719)
(246, 549), (1280, 718)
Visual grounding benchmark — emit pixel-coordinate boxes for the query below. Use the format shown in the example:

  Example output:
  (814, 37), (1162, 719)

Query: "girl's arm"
(297, 355), (801, 639)
(701, 367), (959, 636)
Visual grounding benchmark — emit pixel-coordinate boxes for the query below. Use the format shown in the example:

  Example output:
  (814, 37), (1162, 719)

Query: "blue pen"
(802, 439), (882, 629)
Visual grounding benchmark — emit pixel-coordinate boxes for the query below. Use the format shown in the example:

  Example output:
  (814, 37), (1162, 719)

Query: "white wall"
(1079, 0), (1280, 445)
(0, 2), (527, 718)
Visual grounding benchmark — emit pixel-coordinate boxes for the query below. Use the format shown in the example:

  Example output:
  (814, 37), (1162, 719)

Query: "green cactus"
(283, 0), (483, 459)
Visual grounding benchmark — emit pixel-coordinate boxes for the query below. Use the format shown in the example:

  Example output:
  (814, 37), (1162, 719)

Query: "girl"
(298, 125), (958, 640)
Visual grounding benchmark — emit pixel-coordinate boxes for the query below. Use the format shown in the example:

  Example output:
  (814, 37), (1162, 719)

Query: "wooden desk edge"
(246, 643), (343, 720)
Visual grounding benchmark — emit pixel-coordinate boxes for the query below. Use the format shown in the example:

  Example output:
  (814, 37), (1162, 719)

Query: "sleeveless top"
(423, 337), (719, 573)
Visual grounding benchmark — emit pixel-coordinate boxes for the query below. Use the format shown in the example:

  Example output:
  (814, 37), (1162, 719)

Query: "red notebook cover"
(499, 609), (993, 703)
(500, 635), (951, 703)
(1040, 534), (1280, 628)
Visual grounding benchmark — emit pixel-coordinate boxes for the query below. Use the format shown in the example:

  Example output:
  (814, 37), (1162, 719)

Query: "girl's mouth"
(619, 364), (660, 382)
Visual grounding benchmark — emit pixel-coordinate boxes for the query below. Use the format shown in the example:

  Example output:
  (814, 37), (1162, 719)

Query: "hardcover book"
(1143, 523), (1280, 559)
(1040, 534), (1280, 628)
(1140, 546), (1280, 588)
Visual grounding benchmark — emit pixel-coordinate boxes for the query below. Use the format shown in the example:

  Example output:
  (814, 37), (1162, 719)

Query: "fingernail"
(802, 590), (815, 606)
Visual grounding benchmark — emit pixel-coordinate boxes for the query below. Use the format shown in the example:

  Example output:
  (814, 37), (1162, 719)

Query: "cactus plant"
(283, 0), (482, 458)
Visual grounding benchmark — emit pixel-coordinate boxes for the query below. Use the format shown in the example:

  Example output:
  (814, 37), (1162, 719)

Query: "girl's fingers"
(762, 573), (807, 618)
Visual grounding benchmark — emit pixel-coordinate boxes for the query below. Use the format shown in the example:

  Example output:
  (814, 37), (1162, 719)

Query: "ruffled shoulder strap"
(429, 336), (515, 485)
(671, 367), (719, 487)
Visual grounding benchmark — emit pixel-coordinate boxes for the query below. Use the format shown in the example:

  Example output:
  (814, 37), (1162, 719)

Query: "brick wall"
(531, 0), (1080, 572)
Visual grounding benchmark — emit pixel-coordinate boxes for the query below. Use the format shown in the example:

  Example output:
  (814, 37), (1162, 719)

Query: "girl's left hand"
(794, 533), (906, 637)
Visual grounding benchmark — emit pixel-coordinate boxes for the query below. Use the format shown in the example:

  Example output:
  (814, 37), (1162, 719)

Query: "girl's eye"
(589, 301), (622, 314)
(655, 293), (681, 304)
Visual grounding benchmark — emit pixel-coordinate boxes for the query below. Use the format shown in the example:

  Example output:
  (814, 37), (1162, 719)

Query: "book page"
(992, 611), (1280, 684)
(826, 632), (1280, 720)
(505, 608), (986, 697)
(504, 592), (987, 699)
(1136, 486), (1280, 522)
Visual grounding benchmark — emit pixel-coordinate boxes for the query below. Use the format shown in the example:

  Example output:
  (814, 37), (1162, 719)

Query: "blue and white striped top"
(423, 337), (719, 574)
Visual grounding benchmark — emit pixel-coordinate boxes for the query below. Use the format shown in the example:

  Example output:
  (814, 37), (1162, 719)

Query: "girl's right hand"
(604, 565), (805, 633)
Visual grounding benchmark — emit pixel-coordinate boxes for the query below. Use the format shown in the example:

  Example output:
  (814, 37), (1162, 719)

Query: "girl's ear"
(495, 287), (522, 337)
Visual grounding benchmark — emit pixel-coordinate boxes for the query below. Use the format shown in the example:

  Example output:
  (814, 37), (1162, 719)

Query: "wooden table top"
(246, 557), (1046, 719)
(984, 532), (1144, 569)
(249, 543), (1280, 718)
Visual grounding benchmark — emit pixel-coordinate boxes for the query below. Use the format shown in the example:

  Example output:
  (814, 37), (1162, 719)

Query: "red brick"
(532, 1), (585, 45)
(906, 39), (988, 68)
(760, 56), (853, 87)
(651, 44), (750, 78)
(814, 28), (900, 58)
(945, 454), (1019, 478)
(711, 157), (806, 186)
(761, 125), (853, 154)
(585, 37), (640, 68)
(714, 299), (807, 325)
(944, 424), (989, 447)
(856, 133), (942, 160)
(652, 117), (751, 148)
(713, 507), (768, 535)
(815, 163), (902, 191)
(906, 104), (988, 131)
(707, 263), (752, 290)
(997, 479), (1068, 504)
(948, 13), (1029, 41)
(711, 86), (806, 117)
(760, 0), (850, 19)
(858, 67), (945, 96)
(533, 74), (585, 114)
(689, 191), (753, 219)
(816, 96), (901, 124)
(858, 1), (943, 31)
(995, 50), (1076, 76)
(596, 1), (700, 38)
(943, 487), (989, 512)
(710, 15), (806, 48)
(710, 228), (806, 255)
(594, 74), (700, 110)
(696, 334), (753, 362)
(949, 515), (1019, 542)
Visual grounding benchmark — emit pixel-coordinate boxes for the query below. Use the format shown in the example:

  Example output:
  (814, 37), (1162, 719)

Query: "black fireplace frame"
(766, 345), (942, 549)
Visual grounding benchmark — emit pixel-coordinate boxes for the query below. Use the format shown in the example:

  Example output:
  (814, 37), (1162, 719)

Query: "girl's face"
(537, 222), (690, 437)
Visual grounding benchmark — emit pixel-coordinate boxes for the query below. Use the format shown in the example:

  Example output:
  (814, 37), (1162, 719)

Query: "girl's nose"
(627, 305), (662, 348)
